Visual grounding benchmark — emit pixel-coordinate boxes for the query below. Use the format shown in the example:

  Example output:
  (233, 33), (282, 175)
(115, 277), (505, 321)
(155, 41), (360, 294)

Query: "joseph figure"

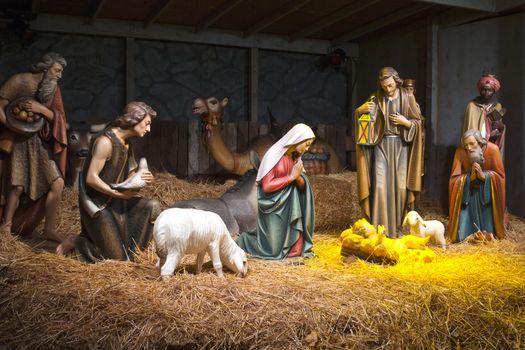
(355, 67), (424, 237)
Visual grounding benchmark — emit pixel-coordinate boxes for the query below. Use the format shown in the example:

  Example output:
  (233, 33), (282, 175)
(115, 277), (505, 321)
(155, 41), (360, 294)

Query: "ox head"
(192, 96), (228, 136)
(66, 122), (107, 188)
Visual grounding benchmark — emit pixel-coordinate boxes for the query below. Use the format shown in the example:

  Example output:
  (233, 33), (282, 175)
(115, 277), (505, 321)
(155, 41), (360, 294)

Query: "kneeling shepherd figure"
(448, 129), (505, 242)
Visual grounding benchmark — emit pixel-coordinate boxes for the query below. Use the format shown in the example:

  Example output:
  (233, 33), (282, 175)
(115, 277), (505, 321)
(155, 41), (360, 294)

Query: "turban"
(477, 75), (501, 93)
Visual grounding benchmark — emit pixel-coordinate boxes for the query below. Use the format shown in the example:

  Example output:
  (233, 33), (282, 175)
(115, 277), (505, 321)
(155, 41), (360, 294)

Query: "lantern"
(357, 96), (377, 146)
(357, 113), (376, 145)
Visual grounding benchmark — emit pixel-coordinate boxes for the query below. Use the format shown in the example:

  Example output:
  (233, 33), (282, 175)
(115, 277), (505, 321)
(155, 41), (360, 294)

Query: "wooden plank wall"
(133, 120), (349, 177)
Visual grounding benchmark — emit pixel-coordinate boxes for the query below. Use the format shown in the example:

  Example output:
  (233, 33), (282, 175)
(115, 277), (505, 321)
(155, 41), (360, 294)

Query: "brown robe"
(0, 72), (68, 235)
(355, 87), (424, 236)
(448, 142), (505, 241)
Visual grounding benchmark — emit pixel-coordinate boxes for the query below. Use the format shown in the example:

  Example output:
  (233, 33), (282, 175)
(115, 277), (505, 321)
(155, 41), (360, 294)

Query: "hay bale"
(51, 171), (359, 239)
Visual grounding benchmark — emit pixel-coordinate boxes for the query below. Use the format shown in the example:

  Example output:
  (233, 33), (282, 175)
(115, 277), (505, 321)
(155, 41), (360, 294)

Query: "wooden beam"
(144, 0), (174, 28)
(495, 0), (525, 12)
(31, 14), (358, 55)
(89, 0), (107, 24)
(31, 0), (39, 13)
(415, 0), (496, 12)
(196, 0), (245, 33)
(435, 0), (525, 27)
(244, 0), (311, 38)
(332, 4), (434, 44)
(435, 8), (494, 27)
(290, 0), (381, 42)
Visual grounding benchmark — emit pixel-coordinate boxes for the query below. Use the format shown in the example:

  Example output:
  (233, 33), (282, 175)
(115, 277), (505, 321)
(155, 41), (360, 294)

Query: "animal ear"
(402, 216), (408, 226)
(221, 97), (229, 107)
(249, 150), (260, 170)
(90, 123), (107, 133)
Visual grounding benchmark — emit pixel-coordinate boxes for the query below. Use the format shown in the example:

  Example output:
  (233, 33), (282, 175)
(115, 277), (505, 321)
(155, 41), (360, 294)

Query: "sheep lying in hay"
(153, 208), (248, 278)
(402, 210), (447, 248)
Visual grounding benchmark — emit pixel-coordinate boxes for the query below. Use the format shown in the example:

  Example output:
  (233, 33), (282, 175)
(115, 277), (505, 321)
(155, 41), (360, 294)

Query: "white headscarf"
(256, 123), (315, 182)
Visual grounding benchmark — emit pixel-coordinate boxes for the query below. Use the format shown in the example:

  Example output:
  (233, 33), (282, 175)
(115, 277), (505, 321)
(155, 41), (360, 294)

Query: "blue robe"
(236, 174), (315, 260)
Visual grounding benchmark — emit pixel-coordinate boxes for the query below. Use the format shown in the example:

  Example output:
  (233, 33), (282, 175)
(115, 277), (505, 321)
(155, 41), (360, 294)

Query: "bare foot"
(2, 222), (12, 235)
(43, 231), (65, 243)
(56, 235), (77, 256)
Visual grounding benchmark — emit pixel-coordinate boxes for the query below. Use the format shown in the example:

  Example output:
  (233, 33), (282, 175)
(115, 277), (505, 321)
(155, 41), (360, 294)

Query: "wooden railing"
(132, 120), (351, 177)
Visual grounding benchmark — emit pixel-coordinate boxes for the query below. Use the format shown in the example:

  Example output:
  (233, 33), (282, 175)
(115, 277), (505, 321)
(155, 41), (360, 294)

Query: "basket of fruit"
(5, 97), (45, 135)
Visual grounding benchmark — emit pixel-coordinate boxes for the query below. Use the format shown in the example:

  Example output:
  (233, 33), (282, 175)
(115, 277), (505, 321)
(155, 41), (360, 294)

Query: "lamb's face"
(224, 248), (248, 277)
(403, 211), (422, 227)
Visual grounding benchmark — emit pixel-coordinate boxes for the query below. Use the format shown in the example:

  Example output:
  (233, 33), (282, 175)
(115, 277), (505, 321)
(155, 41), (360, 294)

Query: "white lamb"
(153, 208), (248, 278)
(402, 210), (447, 248)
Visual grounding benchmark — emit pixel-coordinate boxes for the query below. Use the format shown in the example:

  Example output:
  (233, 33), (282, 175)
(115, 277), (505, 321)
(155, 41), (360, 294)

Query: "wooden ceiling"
(1, 0), (524, 50)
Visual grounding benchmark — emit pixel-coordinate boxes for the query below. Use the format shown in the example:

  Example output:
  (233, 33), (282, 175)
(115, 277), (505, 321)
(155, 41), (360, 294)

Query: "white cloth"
(256, 123), (315, 182)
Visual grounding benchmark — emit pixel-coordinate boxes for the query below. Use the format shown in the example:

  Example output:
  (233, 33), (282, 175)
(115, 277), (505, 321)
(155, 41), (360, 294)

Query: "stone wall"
(259, 51), (347, 126)
(0, 31), (125, 124)
(1, 30), (348, 129)
(133, 40), (248, 123)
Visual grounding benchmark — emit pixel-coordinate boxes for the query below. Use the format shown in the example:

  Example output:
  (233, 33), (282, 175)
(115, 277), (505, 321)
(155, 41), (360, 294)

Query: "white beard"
(36, 76), (57, 104)
(468, 147), (484, 166)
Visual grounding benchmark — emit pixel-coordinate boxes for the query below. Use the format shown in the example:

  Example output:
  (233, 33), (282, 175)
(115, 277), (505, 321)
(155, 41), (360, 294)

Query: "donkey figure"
(170, 153), (259, 236)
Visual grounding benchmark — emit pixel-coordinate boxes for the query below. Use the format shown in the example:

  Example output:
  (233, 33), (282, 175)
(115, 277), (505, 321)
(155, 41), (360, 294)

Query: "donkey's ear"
(249, 150), (260, 170)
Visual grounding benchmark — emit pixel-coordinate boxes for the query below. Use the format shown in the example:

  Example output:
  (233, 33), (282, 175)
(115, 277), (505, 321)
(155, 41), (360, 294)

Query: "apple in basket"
(12, 102), (42, 123)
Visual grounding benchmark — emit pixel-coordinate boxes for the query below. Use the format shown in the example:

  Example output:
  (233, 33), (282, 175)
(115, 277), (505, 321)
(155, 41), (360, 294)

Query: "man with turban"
(462, 74), (506, 157)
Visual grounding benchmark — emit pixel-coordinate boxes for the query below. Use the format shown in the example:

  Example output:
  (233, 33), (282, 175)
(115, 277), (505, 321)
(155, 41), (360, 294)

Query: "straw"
(0, 171), (523, 349)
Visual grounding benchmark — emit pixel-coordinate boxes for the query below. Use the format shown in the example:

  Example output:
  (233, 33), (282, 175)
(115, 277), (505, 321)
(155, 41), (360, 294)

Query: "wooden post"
(126, 37), (135, 102)
(249, 47), (258, 122)
(426, 18), (438, 146)
(345, 57), (357, 169)
(177, 122), (189, 177)
(188, 120), (199, 176)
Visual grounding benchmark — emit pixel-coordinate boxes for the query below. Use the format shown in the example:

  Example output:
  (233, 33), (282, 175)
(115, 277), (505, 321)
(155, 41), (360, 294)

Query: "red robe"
(448, 142), (505, 241)
(261, 155), (305, 193)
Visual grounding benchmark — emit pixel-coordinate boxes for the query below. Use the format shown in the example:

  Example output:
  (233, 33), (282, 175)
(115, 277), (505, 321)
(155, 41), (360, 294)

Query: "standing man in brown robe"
(355, 67), (424, 237)
(0, 52), (68, 242)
